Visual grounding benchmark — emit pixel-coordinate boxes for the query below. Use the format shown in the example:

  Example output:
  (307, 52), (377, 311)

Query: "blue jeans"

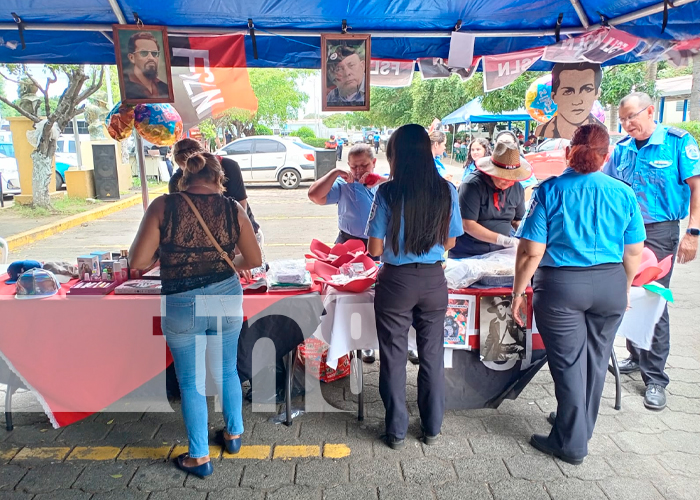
(161, 275), (244, 458)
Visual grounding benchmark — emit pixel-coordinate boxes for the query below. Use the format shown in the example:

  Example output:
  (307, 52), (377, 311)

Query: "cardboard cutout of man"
(535, 62), (603, 140)
(326, 44), (366, 107)
(124, 32), (169, 100)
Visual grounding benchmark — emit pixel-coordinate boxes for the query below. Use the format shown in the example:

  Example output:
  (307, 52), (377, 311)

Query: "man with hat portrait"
(449, 142), (533, 259)
(482, 296), (525, 361)
(326, 43), (366, 107)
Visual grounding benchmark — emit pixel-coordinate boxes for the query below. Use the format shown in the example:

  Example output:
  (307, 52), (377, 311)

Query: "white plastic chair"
(0, 237), (9, 275)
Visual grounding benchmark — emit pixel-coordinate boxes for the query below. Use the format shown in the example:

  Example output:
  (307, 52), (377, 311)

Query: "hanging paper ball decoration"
(525, 74), (558, 124)
(105, 102), (135, 141)
(133, 103), (183, 146)
(591, 100), (605, 124)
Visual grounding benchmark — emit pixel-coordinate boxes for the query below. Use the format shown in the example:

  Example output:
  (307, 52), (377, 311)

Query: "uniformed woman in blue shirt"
(511, 124), (645, 465)
(367, 124), (463, 450)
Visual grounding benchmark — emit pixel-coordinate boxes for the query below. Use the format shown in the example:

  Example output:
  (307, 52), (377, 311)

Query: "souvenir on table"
(314, 254), (378, 293)
(14, 269), (62, 300)
(105, 102), (135, 141)
(133, 103), (183, 146)
(632, 247), (673, 287)
(306, 239), (366, 267)
(267, 260), (312, 292)
(479, 295), (526, 362)
(67, 280), (120, 296)
(114, 279), (162, 295)
(297, 337), (351, 383)
(444, 294), (476, 349)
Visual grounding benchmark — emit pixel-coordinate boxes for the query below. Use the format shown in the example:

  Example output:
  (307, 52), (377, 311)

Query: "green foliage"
(599, 63), (657, 106)
(255, 124), (273, 135)
(323, 113), (350, 129)
(410, 75), (469, 126)
(198, 119), (217, 141)
(366, 86), (414, 127)
(291, 126), (316, 139)
(658, 60), (693, 80)
(668, 121), (700, 144)
(0, 79), (19, 118)
(304, 137), (329, 148)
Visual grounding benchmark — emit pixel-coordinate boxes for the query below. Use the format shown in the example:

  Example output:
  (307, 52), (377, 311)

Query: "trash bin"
(314, 149), (336, 180)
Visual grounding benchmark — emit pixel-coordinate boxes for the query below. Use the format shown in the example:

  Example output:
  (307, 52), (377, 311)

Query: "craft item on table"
(314, 254), (378, 293)
(444, 294), (477, 349)
(67, 280), (120, 296)
(242, 276), (268, 293)
(268, 271), (313, 292)
(445, 247), (516, 290)
(268, 259), (307, 285)
(297, 337), (351, 383)
(15, 269), (61, 300)
(632, 247), (673, 287)
(114, 280), (162, 295)
(105, 102), (135, 141)
(306, 239), (366, 266)
(77, 255), (100, 282)
(133, 103), (183, 146)
(90, 251), (111, 263)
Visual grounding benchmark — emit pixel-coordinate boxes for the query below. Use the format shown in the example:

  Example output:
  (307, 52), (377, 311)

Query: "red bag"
(297, 338), (351, 383)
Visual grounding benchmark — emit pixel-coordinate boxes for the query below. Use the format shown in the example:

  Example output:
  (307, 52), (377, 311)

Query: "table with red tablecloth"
(0, 276), (323, 428)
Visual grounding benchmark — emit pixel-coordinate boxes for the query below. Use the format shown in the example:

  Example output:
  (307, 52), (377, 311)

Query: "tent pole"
(134, 133), (149, 212)
(107, 0), (127, 24)
(569, 0), (590, 29)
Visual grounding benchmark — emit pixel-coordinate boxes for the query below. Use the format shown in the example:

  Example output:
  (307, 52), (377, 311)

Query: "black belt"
(645, 220), (679, 228)
(384, 262), (442, 269)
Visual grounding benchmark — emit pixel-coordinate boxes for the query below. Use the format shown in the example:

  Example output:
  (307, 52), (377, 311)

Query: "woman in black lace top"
(129, 142), (262, 478)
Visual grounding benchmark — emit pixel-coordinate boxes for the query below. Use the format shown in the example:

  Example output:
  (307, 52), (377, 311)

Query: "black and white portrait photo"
(113, 24), (174, 105)
(480, 295), (526, 362)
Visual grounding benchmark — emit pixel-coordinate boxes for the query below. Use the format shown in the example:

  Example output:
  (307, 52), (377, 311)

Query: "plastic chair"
(0, 237), (8, 276)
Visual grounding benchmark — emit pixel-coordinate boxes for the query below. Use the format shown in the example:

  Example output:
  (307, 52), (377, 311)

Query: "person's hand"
(496, 234), (518, 247)
(337, 169), (353, 183)
(677, 234), (698, 264)
(512, 295), (527, 327)
(239, 269), (252, 283)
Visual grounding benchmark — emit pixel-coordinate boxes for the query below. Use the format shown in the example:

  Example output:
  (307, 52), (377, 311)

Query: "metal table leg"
(608, 349), (622, 411)
(356, 350), (364, 422)
(284, 347), (296, 426)
(5, 374), (16, 431)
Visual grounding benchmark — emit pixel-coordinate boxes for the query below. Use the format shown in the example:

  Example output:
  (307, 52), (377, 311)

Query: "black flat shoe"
(547, 412), (556, 426)
(644, 384), (667, 410)
(618, 357), (640, 374)
(407, 350), (420, 365)
(381, 434), (405, 450)
(361, 349), (376, 363)
(529, 434), (584, 465)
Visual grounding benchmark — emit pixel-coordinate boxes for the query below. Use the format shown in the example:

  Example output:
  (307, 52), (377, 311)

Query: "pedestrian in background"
(129, 143), (262, 477)
(512, 123), (645, 465)
(367, 124), (463, 450)
(336, 135), (344, 161)
(462, 137), (491, 182)
(603, 92), (700, 411)
(430, 130), (452, 182)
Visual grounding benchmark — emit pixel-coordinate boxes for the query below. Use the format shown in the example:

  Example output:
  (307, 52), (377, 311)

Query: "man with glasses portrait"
(604, 92), (700, 412)
(124, 32), (169, 100)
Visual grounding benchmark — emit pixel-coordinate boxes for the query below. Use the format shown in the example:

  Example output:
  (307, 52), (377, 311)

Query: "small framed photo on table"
(444, 294), (476, 349)
(113, 24), (174, 105)
(321, 33), (371, 112)
(479, 295), (527, 362)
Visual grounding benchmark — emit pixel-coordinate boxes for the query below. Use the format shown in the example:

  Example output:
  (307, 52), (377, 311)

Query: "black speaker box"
(92, 144), (121, 200)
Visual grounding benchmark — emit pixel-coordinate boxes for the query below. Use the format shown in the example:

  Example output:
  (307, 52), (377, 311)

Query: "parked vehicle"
(524, 134), (625, 180)
(0, 152), (20, 196)
(55, 134), (90, 190)
(214, 135), (316, 189)
(380, 128), (395, 151)
(351, 133), (365, 144)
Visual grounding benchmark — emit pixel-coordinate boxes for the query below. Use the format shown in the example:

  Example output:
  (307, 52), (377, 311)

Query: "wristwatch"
(687, 228), (700, 236)
(512, 291), (527, 298)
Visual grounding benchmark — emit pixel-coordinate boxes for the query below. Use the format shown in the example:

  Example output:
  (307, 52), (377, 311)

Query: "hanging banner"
(542, 27), (639, 64)
(661, 37), (700, 67)
(483, 48), (543, 92)
(417, 57), (480, 81)
(369, 59), (415, 87)
(168, 34), (258, 130)
(448, 32), (476, 69)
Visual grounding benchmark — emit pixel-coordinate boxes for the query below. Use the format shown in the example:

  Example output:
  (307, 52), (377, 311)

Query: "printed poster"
(369, 59), (415, 87)
(479, 295), (526, 362)
(444, 294), (476, 349)
(483, 48), (544, 92)
(542, 27), (639, 64)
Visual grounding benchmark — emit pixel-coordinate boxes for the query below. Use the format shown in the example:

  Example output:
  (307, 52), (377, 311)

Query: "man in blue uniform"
(603, 92), (700, 411)
(336, 136), (344, 161)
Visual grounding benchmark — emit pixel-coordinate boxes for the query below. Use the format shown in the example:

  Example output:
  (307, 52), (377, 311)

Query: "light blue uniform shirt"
(516, 169), (646, 268)
(603, 124), (700, 224)
(337, 138), (344, 146)
(367, 182), (464, 265)
(434, 157), (448, 178)
(325, 178), (378, 238)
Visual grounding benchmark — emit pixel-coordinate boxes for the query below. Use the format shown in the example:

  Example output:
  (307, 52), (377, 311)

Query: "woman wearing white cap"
(449, 142), (533, 259)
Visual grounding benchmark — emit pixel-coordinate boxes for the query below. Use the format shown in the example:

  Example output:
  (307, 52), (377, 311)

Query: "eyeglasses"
(619, 106), (650, 124)
(133, 50), (159, 58)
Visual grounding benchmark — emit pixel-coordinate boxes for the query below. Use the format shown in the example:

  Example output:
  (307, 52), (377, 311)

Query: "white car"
(351, 133), (365, 144)
(215, 135), (316, 189)
(0, 153), (20, 196)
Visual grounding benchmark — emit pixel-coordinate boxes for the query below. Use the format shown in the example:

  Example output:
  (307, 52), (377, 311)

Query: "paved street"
(2, 153), (700, 499)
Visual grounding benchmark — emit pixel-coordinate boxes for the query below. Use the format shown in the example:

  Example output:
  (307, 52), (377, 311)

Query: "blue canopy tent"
(442, 98), (534, 146)
(0, 0), (699, 66)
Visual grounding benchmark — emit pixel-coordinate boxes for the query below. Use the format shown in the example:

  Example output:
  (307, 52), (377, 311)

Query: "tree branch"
(0, 72), (24, 85)
(0, 94), (40, 123)
(75, 66), (104, 105)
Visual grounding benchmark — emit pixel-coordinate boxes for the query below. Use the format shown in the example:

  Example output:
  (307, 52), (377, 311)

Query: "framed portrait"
(444, 294), (477, 349)
(321, 33), (371, 112)
(479, 295), (527, 362)
(113, 24), (174, 105)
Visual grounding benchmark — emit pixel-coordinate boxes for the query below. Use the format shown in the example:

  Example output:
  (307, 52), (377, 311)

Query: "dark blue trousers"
(533, 263), (627, 459)
(627, 220), (679, 387)
(374, 263), (447, 439)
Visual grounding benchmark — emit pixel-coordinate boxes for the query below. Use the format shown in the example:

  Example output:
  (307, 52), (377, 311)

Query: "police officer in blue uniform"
(512, 124), (646, 465)
(367, 124), (463, 450)
(603, 92), (700, 411)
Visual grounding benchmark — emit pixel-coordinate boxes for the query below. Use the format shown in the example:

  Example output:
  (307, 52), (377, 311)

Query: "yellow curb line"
(6, 187), (168, 251)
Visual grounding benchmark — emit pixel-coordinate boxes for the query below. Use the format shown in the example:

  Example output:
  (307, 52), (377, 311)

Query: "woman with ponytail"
(367, 124), (463, 450)
(129, 139), (262, 478)
(511, 124), (645, 465)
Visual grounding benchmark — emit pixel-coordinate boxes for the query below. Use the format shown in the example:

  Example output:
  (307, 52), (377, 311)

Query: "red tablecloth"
(0, 275), (321, 428)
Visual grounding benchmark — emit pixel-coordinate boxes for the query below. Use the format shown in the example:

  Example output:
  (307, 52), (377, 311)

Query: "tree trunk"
(646, 61), (658, 84)
(689, 53), (700, 122)
(609, 104), (619, 134)
(31, 151), (53, 207)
